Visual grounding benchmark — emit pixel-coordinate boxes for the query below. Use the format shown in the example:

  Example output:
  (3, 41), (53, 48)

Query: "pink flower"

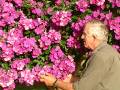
(32, 8), (44, 16)
(108, 0), (120, 7)
(7, 28), (23, 45)
(1, 44), (14, 61)
(32, 65), (42, 82)
(49, 46), (65, 64)
(0, 19), (6, 27)
(23, 37), (37, 51)
(71, 19), (84, 32)
(52, 11), (72, 26)
(13, 37), (37, 54)
(19, 18), (35, 30)
(11, 58), (30, 70)
(55, 0), (62, 6)
(13, 0), (23, 6)
(32, 47), (42, 58)
(0, 68), (15, 89)
(34, 18), (47, 35)
(76, 0), (89, 12)
(48, 29), (61, 43)
(90, 0), (105, 6)
(39, 33), (52, 50)
(67, 36), (80, 49)
(19, 69), (35, 85)
(46, 7), (53, 15)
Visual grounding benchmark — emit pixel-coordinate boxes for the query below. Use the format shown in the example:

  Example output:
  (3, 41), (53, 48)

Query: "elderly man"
(40, 20), (120, 90)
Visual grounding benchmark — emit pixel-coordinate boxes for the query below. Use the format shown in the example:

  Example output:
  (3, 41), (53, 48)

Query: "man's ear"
(92, 34), (97, 40)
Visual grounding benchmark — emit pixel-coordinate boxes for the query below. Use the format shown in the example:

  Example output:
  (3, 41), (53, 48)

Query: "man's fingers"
(45, 73), (52, 76)
(67, 74), (72, 78)
(40, 75), (46, 79)
(40, 78), (45, 82)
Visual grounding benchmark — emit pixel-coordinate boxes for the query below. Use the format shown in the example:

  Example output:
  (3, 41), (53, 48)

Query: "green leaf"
(72, 15), (78, 22)
(1, 63), (9, 70)
(106, 4), (111, 9)
(41, 15), (50, 21)
(60, 40), (68, 53)
(60, 40), (66, 46)
(23, 0), (31, 9)
(85, 9), (92, 14)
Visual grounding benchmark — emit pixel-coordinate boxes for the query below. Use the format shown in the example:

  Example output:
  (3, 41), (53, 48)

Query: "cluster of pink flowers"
(0, 69), (17, 90)
(67, 36), (80, 49)
(55, 0), (70, 6)
(0, 0), (119, 89)
(108, 0), (120, 7)
(50, 55), (75, 79)
(48, 46), (75, 79)
(39, 30), (61, 50)
(13, 37), (37, 54)
(11, 58), (30, 70)
(71, 19), (85, 32)
(34, 18), (47, 35)
(76, 0), (89, 13)
(19, 69), (35, 85)
(51, 11), (72, 26)
(90, 0), (105, 6)
(0, 44), (14, 61)
(109, 17), (120, 40)
(49, 46), (64, 64)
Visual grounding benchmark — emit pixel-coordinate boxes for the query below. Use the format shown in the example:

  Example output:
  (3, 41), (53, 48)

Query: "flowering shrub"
(0, 0), (120, 90)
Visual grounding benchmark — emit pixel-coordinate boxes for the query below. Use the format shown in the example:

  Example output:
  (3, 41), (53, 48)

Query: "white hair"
(86, 20), (109, 41)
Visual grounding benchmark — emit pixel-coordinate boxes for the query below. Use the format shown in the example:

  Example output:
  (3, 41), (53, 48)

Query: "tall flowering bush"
(0, 0), (120, 90)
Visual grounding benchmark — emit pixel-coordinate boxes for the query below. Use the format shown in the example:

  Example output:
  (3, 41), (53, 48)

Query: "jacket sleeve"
(73, 53), (111, 90)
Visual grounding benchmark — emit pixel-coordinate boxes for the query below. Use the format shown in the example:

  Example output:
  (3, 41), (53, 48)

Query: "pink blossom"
(76, 0), (89, 12)
(13, 37), (37, 54)
(108, 0), (120, 7)
(0, 19), (6, 27)
(7, 28), (23, 45)
(23, 37), (37, 51)
(52, 11), (72, 26)
(49, 46), (65, 64)
(13, 0), (23, 7)
(19, 69), (35, 85)
(90, 0), (105, 6)
(32, 65), (42, 82)
(71, 19), (84, 32)
(0, 68), (15, 89)
(32, 47), (42, 58)
(67, 36), (80, 49)
(46, 7), (53, 15)
(1, 44), (14, 61)
(39, 33), (52, 50)
(11, 58), (30, 70)
(48, 29), (61, 43)
(55, 0), (62, 6)
(34, 18), (47, 35)
(32, 8), (44, 16)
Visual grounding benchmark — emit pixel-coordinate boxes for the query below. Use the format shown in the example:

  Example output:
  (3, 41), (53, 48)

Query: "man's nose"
(81, 34), (84, 39)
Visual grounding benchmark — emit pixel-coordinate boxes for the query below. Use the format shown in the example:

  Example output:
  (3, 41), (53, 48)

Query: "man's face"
(81, 24), (95, 49)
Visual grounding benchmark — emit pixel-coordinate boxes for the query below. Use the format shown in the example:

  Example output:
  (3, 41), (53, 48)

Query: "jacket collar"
(92, 41), (108, 54)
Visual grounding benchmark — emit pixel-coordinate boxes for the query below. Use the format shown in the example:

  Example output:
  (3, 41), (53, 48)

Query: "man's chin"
(84, 45), (90, 49)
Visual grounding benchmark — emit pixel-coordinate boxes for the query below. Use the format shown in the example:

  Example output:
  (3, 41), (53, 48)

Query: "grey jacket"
(73, 42), (120, 90)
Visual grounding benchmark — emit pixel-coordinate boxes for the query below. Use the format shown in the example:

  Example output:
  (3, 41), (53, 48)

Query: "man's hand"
(63, 74), (72, 83)
(57, 74), (72, 90)
(40, 73), (56, 86)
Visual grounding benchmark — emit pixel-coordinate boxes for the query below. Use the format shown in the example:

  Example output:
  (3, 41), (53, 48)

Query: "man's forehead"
(84, 23), (97, 33)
